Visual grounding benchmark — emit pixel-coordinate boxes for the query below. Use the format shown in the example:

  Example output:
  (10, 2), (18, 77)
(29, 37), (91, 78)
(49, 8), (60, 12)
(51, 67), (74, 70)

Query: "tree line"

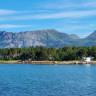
(0, 46), (96, 61)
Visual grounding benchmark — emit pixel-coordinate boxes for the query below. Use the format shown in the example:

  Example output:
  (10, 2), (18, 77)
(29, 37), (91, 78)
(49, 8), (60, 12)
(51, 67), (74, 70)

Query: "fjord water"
(0, 64), (96, 96)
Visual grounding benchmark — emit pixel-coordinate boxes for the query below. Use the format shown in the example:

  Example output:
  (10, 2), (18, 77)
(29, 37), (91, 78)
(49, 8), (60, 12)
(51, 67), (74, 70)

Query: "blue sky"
(0, 0), (96, 38)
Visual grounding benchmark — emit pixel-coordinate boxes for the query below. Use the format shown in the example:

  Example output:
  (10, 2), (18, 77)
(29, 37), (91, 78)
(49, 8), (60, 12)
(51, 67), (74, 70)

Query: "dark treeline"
(0, 46), (96, 61)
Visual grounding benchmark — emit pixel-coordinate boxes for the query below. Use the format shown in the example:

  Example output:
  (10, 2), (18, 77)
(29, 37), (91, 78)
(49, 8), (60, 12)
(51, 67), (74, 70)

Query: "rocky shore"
(0, 60), (96, 65)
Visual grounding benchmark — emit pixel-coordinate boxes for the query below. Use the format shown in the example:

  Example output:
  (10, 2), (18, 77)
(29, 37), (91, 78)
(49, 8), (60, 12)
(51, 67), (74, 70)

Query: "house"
(82, 57), (94, 62)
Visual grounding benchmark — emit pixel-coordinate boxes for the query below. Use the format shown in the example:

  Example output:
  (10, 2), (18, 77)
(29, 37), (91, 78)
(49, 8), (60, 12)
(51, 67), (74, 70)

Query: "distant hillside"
(77, 31), (96, 46)
(0, 29), (96, 48)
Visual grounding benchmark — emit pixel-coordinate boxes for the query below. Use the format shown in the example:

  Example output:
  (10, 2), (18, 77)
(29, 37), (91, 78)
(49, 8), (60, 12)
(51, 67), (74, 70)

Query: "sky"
(0, 0), (96, 38)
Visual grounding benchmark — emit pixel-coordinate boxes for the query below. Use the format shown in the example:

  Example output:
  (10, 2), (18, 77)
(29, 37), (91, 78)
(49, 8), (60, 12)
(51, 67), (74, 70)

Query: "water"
(0, 64), (96, 96)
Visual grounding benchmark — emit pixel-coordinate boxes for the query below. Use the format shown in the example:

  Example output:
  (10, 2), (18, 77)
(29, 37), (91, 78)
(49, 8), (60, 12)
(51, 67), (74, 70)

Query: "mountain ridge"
(0, 29), (95, 48)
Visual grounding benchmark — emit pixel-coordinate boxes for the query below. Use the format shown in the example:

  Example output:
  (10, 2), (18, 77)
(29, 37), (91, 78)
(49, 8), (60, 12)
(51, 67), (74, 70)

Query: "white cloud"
(0, 9), (18, 15)
(80, 1), (96, 8)
(0, 24), (34, 28)
(0, 10), (96, 21)
(42, 1), (96, 9)
(57, 24), (96, 38)
(0, 9), (52, 16)
(23, 10), (53, 13)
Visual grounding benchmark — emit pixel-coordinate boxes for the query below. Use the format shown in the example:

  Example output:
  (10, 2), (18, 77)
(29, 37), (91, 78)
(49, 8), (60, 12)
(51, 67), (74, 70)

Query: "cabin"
(82, 57), (94, 62)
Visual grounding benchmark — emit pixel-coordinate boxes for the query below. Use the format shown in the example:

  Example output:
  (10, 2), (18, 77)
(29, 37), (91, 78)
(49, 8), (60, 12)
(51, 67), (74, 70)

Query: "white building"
(82, 57), (94, 62)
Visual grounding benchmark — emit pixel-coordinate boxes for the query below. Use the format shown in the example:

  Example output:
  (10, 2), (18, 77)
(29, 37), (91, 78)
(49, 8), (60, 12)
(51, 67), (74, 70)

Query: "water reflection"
(86, 64), (91, 67)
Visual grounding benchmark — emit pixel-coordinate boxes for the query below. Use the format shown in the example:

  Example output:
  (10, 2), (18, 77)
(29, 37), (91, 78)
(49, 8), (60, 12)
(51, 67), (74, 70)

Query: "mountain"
(70, 34), (80, 40)
(85, 31), (96, 40)
(0, 29), (81, 48)
(81, 31), (96, 46)
(0, 29), (95, 48)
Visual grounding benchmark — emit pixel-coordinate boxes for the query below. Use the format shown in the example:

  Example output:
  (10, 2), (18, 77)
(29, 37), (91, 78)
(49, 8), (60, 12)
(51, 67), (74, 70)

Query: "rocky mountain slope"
(0, 29), (95, 48)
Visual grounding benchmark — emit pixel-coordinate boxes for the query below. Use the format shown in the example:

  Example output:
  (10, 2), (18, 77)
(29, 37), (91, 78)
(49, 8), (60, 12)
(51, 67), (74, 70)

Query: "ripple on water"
(0, 64), (96, 96)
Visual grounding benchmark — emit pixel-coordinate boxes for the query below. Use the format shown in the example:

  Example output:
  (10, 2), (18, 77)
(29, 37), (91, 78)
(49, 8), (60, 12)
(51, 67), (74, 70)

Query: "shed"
(82, 57), (94, 62)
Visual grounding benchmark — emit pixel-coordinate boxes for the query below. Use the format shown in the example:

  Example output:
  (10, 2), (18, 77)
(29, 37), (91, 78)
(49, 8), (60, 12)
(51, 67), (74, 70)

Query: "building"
(82, 57), (94, 62)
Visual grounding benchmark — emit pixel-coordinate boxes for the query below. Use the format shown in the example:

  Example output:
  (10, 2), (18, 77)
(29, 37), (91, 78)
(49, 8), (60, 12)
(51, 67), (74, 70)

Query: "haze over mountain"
(0, 29), (95, 48)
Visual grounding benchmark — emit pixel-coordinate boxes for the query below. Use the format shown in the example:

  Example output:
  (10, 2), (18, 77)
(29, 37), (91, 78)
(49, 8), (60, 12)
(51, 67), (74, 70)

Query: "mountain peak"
(0, 29), (78, 48)
(0, 30), (6, 35)
(70, 34), (80, 40)
(86, 31), (96, 39)
(0, 30), (6, 33)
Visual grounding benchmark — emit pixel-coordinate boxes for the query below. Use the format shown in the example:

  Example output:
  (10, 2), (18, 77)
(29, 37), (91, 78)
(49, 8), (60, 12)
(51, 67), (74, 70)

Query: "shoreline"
(0, 60), (96, 65)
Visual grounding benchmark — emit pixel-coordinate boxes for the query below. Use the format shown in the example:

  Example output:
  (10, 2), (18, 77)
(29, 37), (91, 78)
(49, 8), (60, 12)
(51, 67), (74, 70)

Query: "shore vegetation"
(0, 46), (96, 61)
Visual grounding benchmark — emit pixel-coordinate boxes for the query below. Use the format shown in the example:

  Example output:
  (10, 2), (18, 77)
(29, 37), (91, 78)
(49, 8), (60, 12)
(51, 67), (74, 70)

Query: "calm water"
(0, 64), (96, 96)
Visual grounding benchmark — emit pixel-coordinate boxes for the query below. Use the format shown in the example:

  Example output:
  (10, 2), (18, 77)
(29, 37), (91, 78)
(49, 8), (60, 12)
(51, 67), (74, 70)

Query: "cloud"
(79, 1), (96, 8)
(0, 9), (52, 16)
(0, 24), (34, 28)
(0, 10), (96, 21)
(0, 9), (18, 15)
(23, 10), (53, 13)
(57, 24), (96, 38)
(41, 1), (96, 9)
(58, 24), (96, 32)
